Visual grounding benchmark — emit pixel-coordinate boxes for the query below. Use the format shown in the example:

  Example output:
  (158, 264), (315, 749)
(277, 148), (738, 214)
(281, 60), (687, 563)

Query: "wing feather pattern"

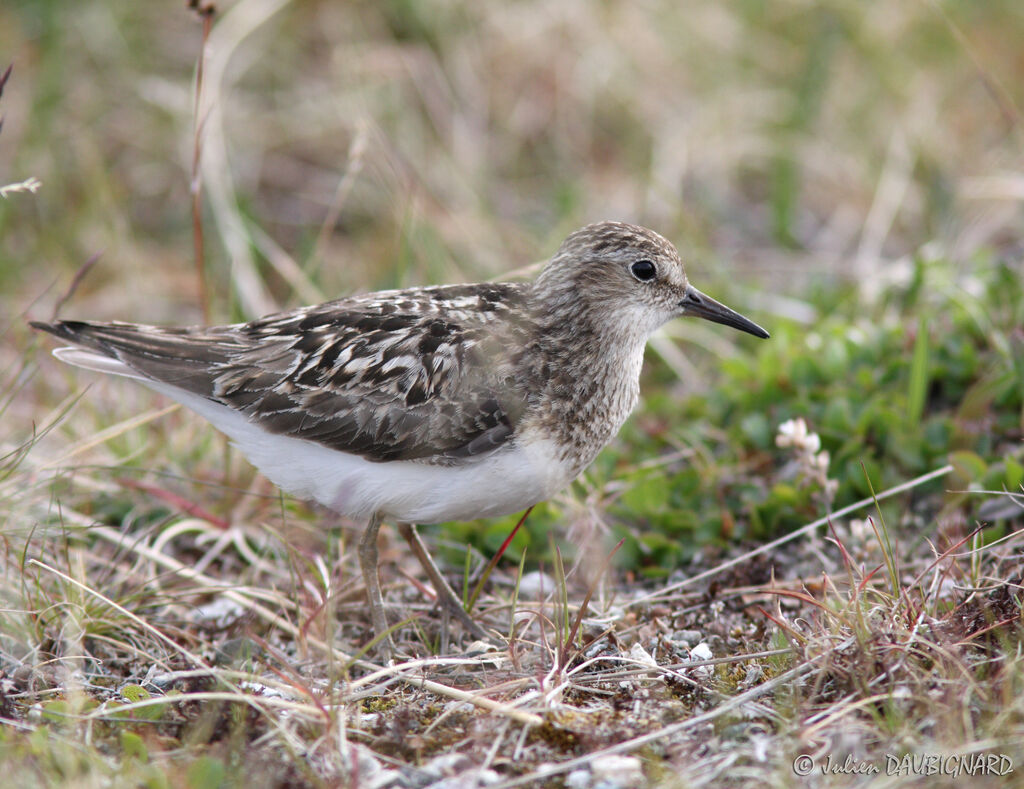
(32, 283), (533, 464)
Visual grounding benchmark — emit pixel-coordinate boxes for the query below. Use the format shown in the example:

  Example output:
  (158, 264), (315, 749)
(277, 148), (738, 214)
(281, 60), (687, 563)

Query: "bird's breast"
(525, 344), (645, 474)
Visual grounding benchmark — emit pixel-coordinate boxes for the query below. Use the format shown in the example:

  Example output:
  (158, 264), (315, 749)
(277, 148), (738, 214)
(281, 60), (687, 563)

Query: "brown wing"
(32, 283), (534, 464)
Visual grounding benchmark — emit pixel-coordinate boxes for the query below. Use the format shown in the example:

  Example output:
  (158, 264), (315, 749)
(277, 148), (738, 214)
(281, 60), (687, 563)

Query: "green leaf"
(121, 730), (148, 763)
(120, 684), (151, 703)
(143, 766), (171, 789)
(740, 412), (772, 448)
(1005, 455), (1024, 491)
(621, 473), (670, 513)
(949, 450), (987, 485)
(29, 726), (49, 754)
(119, 684), (163, 721)
(907, 317), (929, 427)
(40, 700), (69, 722)
(187, 756), (226, 789)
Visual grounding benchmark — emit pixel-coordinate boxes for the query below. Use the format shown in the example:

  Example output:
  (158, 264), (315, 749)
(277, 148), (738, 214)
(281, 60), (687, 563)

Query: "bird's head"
(535, 221), (769, 340)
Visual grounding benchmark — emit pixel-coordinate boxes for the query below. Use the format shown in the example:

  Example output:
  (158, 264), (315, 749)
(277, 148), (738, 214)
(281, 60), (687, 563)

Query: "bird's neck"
(523, 297), (649, 472)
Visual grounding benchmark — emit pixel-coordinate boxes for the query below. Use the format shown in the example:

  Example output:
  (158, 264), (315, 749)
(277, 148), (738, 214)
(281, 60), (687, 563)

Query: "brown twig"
(189, 2), (217, 323)
(0, 62), (12, 137)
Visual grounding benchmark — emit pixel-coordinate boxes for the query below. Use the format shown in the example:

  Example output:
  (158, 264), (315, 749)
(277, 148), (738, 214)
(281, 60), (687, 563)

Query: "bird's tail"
(30, 320), (235, 395)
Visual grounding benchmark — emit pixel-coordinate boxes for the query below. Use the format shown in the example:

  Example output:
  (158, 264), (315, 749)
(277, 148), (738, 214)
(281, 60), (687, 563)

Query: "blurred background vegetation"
(2, 0), (1022, 570)
(2, 3), (1023, 784)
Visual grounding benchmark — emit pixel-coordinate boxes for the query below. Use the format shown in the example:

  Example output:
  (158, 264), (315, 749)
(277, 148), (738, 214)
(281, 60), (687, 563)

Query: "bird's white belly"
(276, 437), (571, 523)
(150, 383), (573, 524)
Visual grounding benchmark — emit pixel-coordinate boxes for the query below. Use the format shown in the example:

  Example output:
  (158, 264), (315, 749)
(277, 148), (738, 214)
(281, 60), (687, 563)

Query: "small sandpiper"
(33, 221), (768, 649)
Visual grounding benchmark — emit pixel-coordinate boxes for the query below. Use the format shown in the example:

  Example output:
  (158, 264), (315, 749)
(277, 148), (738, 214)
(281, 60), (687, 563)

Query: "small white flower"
(776, 418), (807, 447)
(776, 418), (836, 509)
(776, 417), (821, 454)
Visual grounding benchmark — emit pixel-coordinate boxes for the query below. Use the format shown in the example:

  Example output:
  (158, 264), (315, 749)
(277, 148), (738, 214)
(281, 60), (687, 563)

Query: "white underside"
(53, 347), (574, 524)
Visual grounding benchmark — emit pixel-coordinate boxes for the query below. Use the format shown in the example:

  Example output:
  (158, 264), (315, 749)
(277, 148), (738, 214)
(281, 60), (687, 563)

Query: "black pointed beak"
(680, 286), (769, 339)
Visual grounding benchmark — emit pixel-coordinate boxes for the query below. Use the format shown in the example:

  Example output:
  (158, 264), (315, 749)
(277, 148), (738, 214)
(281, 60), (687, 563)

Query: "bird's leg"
(396, 522), (496, 645)
(358, 512), (394, 653)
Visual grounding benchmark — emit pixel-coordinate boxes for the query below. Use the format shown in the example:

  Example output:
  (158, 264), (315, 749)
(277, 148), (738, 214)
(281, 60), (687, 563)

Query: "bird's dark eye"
(630, 260), (657, 282)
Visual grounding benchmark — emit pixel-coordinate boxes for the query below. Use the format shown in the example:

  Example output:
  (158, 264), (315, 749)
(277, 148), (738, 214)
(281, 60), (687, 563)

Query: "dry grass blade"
(492, 661), (818, 788)
(309, 121), (369, 275)
(0, 62), (9, 139)
(49, 253), (102, 322)
(559, 537), (624, 670)
(28, 558), (211, 669)
(34, 404), (181, 470)
(84, 522), (543, 726)
(0, 62), (11, 98)
(628, 464), (954, 607)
